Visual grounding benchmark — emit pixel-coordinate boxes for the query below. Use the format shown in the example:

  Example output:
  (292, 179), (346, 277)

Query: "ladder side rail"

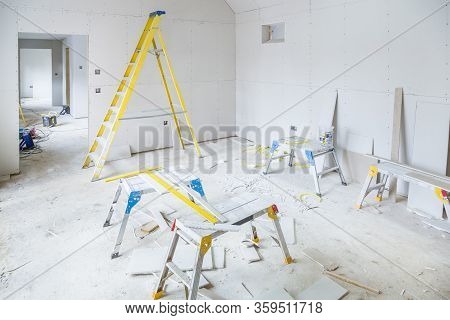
(156, 30), (202, 157)
(152, 39), (185, 149)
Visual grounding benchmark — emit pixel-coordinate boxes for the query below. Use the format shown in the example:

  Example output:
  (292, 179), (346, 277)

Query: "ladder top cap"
(149, 11), (166, 17)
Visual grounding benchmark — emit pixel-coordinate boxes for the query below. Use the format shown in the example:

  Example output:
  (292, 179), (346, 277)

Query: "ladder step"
(166, 262), (191, 287)
(89, 152), (100, 165)
(103, 121), (114, 130)
(95, 137), (106, 147)
(109, 106), (119, 113)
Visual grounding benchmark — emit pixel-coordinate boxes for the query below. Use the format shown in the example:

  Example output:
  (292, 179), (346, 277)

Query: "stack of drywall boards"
(407, 102), (450, 220)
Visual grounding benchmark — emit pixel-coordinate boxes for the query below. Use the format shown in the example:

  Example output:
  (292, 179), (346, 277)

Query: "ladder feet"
(284, 256), (294, 264)
(375, 196), (382, 202)
(152, 290), (165, 300)
(316, 193), (322, 197)
(355, 204), (362, 209)
(111, 252), (120, 259)
(342, 182), (348, 186)
(103, 221), (112, 228)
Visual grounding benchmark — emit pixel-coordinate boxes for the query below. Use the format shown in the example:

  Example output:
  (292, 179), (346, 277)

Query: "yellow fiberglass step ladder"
(82, 11), (202, 181)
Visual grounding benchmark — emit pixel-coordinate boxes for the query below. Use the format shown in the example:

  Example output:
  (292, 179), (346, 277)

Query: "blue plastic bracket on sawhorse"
(189, 178), (206, 198)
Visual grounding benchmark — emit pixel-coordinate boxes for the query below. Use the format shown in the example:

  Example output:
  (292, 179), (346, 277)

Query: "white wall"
(19, 48), (52, 102)
(18, 39), (63, 105)
(0, 0), (236, 176)
(235, 0), (450, 182)
(0, 3), (19, 178)
(64, 35), (89, 118)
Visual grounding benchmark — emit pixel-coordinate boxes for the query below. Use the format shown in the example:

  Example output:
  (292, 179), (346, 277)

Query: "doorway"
(19, 48), (53, 106)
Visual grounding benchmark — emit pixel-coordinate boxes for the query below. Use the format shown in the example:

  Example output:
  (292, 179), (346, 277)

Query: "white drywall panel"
(388, 0), (448, 98)
(191, 82), (220, 141)
(127, 84), (168, 114)
(343, 0), (390, 93)
(236, 23), (260, 82)
(336, 90), (392, 158)
(218, 81), (237, 131)
(157, 18), (193, 84)
(407, 102), (450, 219)
(216, 23), (236, 82)
(17, 7), (60, 34)
(66, 35), (89, 118)
(0, 3), (19, 176)
(310, 4), (345, 88)
(191, 22), (221, 82)
(88, 14), (128, 87)
(283, 13), (310, 86)
(54, 11), (90, 35)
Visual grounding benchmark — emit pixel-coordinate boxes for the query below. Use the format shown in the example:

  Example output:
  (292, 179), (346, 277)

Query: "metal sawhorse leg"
(305, 148), (347, 197)
(104, 183), (143, 259)
(355, 165), (390, 209)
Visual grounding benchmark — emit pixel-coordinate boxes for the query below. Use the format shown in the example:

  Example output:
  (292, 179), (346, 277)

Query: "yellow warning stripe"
(146, 172), (219, 224)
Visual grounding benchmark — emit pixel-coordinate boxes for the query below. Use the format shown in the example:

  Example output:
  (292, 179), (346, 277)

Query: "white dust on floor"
(0, 116), (449, 300)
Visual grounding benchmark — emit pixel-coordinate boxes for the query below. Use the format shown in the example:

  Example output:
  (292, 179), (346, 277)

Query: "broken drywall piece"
(134, 220), (159, 239)
(254, 286), (294, 300)
(126, 246), (213, 275)
(240, 245), (261, 263)
(212, 247), (225, 269)
(303, 247), (339, 272)
(422, 220), (450, 234)
(297, 277), (348, 300)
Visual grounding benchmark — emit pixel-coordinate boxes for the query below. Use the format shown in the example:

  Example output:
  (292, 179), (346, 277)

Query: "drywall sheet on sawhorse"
(407, 102), (450, 219)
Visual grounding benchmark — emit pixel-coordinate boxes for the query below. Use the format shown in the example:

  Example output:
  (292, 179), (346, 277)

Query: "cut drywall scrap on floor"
(297, 277), (348, 300)
(254, 286), (294, 300)
(240, 245), (261, 263)
(324, 271), (381, 295)
(303, 248), (339, 272)
(422, 220), (450, 234)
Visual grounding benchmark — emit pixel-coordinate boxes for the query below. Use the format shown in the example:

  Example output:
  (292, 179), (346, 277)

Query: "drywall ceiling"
(224, 0), (283, 13)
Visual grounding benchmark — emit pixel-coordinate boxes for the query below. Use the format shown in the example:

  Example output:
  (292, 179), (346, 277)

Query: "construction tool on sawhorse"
(104, 168), (226, 259)
(356, 156), (450, 216)
(152, 203), (293, 300)
(263, 125), (347, 196)
(82, 11), (202, 181)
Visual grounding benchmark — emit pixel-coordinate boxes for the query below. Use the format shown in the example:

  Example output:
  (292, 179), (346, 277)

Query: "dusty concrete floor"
(1, 111), (449, 300)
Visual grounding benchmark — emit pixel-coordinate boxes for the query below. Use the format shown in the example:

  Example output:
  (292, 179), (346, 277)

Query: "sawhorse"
(263, 125), (347, 196)
(104, 170), (219, 259)
(152, 204), (293, 300)
(356, 159), (450, 216)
